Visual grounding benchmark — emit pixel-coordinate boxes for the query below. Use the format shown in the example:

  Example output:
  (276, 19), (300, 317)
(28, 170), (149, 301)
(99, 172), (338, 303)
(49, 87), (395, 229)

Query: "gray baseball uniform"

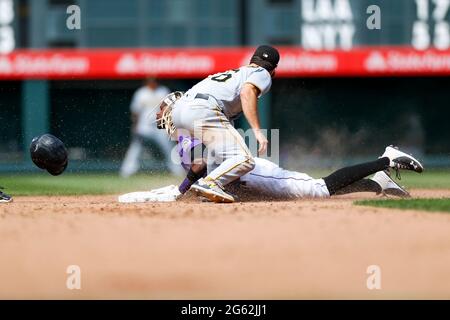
(171, 66), (272, 187)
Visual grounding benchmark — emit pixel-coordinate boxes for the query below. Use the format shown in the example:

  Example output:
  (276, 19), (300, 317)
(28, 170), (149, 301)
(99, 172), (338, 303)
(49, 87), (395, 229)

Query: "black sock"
(324, 157), (390, 195)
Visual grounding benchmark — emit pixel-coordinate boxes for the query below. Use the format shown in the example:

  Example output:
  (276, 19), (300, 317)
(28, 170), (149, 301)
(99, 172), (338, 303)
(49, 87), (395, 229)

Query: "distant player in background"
(120, 77), (182, 177)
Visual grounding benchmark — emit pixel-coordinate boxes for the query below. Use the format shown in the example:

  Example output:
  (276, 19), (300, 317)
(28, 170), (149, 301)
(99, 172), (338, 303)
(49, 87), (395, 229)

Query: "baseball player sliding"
(118, 133), (422, 203)
(119, 45), (424, 203)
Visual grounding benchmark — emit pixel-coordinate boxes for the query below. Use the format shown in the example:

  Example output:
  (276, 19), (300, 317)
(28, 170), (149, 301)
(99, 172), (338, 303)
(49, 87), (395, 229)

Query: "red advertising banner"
(0, 46), (450, 80)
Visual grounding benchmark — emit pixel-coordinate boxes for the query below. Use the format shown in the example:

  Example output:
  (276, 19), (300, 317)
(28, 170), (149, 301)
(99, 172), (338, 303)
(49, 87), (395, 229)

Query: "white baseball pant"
(240, 157), (330, 199)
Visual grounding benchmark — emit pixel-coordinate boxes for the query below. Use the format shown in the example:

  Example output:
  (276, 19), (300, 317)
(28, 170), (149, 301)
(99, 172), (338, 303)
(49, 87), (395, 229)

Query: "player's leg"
(240, 157), (330, 199)
(241, 145), (422, 199)
(241, 158), (381, 199)
(334, 171), (410, 198)
(190, 121), (254, 202)
(243, 158), (406, 199)
(191, 117), (255, 202)
(173, 99), (254, 202)
(241, 159), (404, 200)
(120, 135), (144, 178)
(333, 178), (382, 195)
(204, 120), (254, 184)
(323, 146), (423, 196)
(323, 158), (389, 195)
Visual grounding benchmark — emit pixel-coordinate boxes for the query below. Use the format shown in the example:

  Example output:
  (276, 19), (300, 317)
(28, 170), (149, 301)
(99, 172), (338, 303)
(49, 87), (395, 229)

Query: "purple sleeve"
(177, 135), (202, 171)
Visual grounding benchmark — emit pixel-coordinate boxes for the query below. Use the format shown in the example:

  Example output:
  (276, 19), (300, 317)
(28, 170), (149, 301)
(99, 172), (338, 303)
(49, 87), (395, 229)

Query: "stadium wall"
(1, 75), (449, 172)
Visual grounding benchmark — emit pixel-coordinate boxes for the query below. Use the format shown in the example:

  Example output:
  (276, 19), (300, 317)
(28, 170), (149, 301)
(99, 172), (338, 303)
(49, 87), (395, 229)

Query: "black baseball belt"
(193, 93), (224, 112)
(195, 93), (212, 100)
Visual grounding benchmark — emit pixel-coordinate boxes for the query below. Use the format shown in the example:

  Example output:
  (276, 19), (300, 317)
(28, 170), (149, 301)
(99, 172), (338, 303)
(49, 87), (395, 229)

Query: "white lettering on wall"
(301, 0), (355, 51)
(413, 0), (450, 50)
(0, 0), (15, 54)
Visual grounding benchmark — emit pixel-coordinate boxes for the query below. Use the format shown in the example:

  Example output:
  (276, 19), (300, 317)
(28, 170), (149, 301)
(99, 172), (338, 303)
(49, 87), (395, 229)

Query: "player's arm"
(240, 83), (268, 154)
(142, 144), (206, 202)
(178, 144), (207, 194)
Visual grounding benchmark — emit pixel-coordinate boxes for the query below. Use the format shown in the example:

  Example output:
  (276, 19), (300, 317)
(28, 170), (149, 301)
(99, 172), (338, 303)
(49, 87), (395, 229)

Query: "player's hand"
(254, 130), (268, 155)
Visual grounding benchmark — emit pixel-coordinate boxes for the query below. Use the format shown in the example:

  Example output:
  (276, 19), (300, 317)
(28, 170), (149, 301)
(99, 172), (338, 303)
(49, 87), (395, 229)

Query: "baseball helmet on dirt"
(30, 134), (68, 176)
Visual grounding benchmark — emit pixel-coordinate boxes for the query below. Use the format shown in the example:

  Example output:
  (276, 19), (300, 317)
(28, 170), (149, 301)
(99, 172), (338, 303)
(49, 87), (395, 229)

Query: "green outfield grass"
(0, 173), (180, 196)
(355, 198), (450, 213)
(391, 170), (450, 189)
(0, 169), (449, 196)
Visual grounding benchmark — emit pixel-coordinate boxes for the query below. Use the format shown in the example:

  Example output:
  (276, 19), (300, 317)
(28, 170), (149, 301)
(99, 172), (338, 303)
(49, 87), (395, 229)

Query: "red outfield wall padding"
(0, 46), (450, 79)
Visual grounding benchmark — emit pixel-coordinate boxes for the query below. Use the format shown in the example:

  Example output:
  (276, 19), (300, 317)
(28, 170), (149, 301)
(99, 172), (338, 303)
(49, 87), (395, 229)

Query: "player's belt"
(194, 93), (224, 112)
(194, 93), (212, 101)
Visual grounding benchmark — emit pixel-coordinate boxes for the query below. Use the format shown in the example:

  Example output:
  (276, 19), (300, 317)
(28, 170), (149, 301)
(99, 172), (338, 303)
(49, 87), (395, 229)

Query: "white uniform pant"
(240, 158), (330, 199)
(172, 95), (255, 187)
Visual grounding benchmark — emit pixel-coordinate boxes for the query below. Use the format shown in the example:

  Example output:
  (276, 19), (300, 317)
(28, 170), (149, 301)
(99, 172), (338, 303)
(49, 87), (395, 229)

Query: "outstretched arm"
(240, 83), (268, 154)
(121, 151), (207, 203)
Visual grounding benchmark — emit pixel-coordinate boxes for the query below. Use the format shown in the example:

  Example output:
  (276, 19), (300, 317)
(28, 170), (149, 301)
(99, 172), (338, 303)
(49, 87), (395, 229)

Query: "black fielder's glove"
(30, 134), (68, 176)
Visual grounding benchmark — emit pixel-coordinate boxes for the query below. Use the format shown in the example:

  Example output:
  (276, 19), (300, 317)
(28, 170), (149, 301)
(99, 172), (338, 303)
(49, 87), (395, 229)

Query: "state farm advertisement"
(0, 47), (450, 80)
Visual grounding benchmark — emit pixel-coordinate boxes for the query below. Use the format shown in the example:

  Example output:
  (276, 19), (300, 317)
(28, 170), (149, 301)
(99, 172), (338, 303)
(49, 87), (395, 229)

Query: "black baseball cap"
(250, 45), (280, 72)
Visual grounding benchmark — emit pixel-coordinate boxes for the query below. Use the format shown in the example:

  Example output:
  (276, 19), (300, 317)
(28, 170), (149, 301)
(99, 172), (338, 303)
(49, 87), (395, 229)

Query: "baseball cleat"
(0, 190), (12, 203)
(191, 178), (235, 203)
(381, 145), (424, 175)
(370, 170), (411, 198)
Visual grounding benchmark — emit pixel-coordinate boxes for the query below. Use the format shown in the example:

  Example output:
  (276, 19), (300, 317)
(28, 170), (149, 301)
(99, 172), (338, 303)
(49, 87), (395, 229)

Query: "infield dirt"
(1, 189), (450, 299)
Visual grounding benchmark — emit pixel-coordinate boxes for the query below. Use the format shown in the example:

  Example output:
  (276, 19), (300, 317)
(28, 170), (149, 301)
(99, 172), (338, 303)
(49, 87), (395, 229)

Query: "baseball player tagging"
(119, 45), (424, 204)
(168, 45), (280, 203)
(118, 132), (423, 203)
